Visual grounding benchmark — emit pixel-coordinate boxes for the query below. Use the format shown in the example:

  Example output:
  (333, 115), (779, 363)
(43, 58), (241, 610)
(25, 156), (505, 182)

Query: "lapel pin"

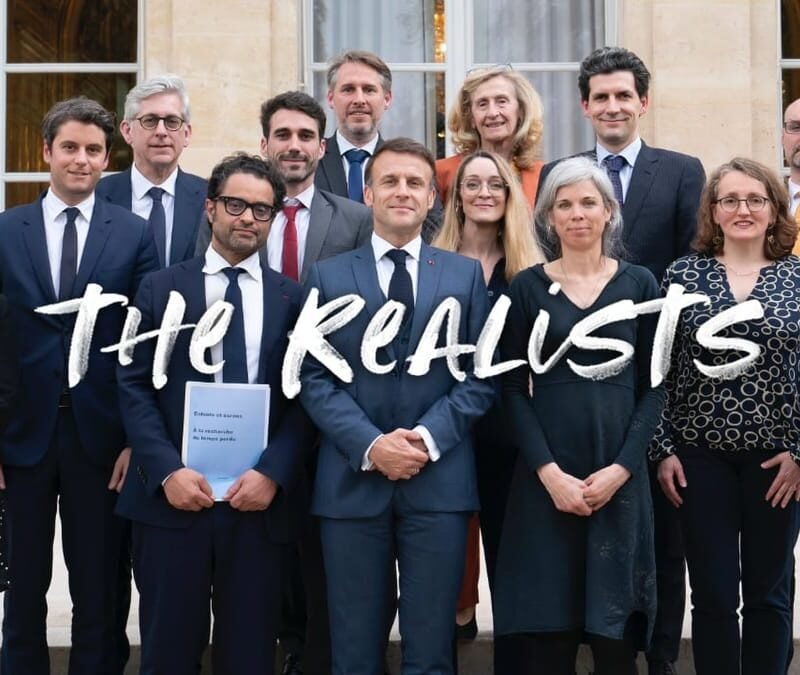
(427, 259), (435, 265)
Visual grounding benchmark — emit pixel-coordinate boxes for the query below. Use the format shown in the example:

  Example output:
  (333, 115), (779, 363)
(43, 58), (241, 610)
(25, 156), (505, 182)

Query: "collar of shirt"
(596, 136), (642, 169)
(371, 232), (421, 300)
(203, 245), (263, 283)
(43, 188), (95, 226)
(788, 180), (800, 215)
(288, 183), (315, 210)
(130, 163), (178, 200)
(336, 129), (380, 157)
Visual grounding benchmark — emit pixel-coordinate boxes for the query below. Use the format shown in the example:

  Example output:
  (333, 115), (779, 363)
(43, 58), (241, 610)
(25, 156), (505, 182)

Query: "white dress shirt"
(42, 189), (93, 297)
(266, 183), (314, 276)
(596, 136), (642, 202)
(130, 164), (178, 265)
(337, 130), (379, 192)
(362, 232), (440, 469)
(202, 246), (263, 384)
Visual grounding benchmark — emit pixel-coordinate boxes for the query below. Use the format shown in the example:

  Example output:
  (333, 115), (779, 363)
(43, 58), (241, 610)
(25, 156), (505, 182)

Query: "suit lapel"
(302, 191), (332, 281)
(256, 267), (288, 383)
(20, 199), (58, 303)
(408, 243), (442, 349)
(622, 142), (657, 237)
(170, 169), (203, 266)
(73, 200), (113, 296)
(320, 135), (348, 196)
(108, 168), (134, 208)
(172, 257), (214, 382)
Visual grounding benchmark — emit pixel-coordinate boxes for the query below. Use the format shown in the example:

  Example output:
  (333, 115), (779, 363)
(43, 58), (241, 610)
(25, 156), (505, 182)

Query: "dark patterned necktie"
(148, 186), (167, 267)
(344, 148), (370, 202)
(603, 155), (626, 206)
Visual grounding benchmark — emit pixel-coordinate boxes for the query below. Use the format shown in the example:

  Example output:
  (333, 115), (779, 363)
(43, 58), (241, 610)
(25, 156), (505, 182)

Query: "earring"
(767, 225), (776, 246)
(712, 225), (723, 247)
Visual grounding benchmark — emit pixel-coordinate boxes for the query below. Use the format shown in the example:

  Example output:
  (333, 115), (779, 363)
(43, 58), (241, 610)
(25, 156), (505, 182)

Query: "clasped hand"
(537, 462), (631, 516)
(369, 428), (429, 481)
(165, 468), (278, 512)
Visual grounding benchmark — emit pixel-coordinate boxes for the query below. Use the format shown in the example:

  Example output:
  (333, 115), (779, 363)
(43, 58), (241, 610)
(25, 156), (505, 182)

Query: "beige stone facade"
(144, 0), (782, 178)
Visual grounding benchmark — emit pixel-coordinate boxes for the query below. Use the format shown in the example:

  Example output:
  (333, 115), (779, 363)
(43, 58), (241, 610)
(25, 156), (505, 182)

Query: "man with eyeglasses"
(782, 99), (800, 255)
(537, 47), (706, 675)
(97, 74), (207, 268)
(116, 152), (314, 674)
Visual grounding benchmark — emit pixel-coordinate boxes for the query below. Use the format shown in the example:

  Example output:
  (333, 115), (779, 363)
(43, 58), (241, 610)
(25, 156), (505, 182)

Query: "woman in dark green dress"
(494, 157), (664, 675)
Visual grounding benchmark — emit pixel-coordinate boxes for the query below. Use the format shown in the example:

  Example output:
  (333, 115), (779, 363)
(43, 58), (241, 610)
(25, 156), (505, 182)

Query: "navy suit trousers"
(132, 503), (285, 675)
(320, 490), (469, 675)
(1, 409), (127, 675)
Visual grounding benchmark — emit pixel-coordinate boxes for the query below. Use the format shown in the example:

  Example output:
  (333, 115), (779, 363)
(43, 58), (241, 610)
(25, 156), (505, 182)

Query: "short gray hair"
(534, 156), (624, 259)
(123, 74), (191, 122)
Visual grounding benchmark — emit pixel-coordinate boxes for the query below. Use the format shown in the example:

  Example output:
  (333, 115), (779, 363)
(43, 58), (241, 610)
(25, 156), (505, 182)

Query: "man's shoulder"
(314, 188), (371, 216)
(542, 149), (595, 173)
(96, 169), (130, 195)
(176, 168), (208, 192)
(99, 199), (147, 227)
(0, 199), (40, 227)
(640, 143), (702, 167)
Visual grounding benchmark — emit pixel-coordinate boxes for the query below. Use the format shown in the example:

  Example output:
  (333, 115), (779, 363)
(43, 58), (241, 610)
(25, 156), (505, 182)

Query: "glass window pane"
(313, 71), (446, 158)
(472, 0), (604, 63)
(528, 71), (595, 162)
(5, 182), (50, 208)
(312, 0), (439, 63)
(6, 72), (136, 173)
(8, 0), (137, 63)
(782, 1), (800, 60)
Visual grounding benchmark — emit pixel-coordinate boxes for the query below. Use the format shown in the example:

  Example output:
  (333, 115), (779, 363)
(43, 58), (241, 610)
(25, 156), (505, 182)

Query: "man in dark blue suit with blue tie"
(299, 138), (495, 675)
(117, 153), (314, 674)
(97, 74), (207, 268)
(0, 97), (159, 674)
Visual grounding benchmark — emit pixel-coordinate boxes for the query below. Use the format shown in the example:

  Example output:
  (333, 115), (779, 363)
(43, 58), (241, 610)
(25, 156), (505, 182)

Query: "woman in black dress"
(495, 156), (664, 675)
(653, 157), (800, 675)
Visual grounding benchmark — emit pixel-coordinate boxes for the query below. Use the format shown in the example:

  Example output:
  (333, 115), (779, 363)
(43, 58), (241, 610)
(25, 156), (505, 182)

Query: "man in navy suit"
(537, 47), (705, 675)
(117, 153), (313, 674)
(315, 50), (392, 202)
(97, 74), (207, 267)
(317, 51), (442, 242)
(0, 97), (159, 675)
(299, 138), (495, 675)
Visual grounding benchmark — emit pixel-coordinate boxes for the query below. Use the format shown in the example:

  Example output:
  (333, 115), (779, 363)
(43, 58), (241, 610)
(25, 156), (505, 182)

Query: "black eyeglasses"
(714, 196), (769, 212)
(215, 196), (277, 222)
(135, 114), (186, 131)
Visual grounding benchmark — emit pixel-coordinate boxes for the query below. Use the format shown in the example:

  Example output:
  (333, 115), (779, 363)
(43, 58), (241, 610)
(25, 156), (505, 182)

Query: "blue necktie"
(148, 186), (167, 267)
(221, 267), (248, 383)
(344, 148), (370, 203)
(59, 207), (79, 301)
(386, 249), (414, 314)
(603, 155), (626, 206)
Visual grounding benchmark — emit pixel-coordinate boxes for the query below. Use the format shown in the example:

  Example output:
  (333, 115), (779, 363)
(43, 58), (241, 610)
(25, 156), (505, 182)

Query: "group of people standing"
(0, 40), (796, 675)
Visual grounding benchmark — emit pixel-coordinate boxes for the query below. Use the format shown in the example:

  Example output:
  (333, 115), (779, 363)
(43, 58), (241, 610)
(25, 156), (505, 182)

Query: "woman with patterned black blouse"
(652, 157), (800, 675)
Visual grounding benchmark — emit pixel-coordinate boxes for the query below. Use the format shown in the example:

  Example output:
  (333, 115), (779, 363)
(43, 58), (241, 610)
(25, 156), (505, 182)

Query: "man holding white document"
(116, 153), (313, 675)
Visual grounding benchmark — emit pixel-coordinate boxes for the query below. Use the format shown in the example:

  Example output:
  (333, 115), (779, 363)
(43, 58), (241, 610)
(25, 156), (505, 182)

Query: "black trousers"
(518, 629), (638, 675)
(678, 446), (799, 675)
(646, 465), (686, 665)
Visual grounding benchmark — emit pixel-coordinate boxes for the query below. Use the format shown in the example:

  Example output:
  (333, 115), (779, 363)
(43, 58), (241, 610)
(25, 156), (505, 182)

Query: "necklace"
(719, 260), (767, 277)
(559, 257), (608, 309)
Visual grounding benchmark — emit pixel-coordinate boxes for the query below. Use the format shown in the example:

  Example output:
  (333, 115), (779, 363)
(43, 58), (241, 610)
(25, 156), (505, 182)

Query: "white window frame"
(300, 0), (619, 156)
(0, 0), (144, 210)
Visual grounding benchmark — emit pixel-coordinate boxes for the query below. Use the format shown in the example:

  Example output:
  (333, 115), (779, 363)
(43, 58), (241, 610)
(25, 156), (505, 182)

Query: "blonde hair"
(447, 68), (544, 169)
(432, 151), (543, 281)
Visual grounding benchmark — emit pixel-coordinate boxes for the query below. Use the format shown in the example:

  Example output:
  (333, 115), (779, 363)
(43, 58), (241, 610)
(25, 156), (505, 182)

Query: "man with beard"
(316, 50), (442, 240)
(783, 98), (800, 255)
(196, 91), (371, 674)
(315, 51), (391, 204)
(196, 91), (371, 284)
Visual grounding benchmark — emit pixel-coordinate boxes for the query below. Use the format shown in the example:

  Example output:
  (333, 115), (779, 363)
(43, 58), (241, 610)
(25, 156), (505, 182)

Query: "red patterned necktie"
(281, 203), (301, 280)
